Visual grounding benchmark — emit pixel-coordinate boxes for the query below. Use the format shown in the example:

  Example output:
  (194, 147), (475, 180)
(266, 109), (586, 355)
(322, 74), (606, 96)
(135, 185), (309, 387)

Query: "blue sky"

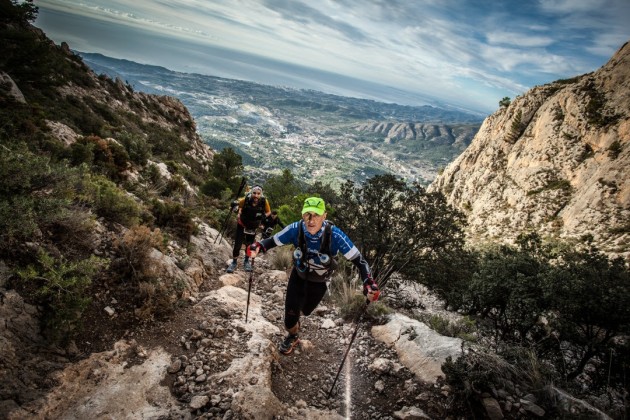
(34, 0), (630, 114)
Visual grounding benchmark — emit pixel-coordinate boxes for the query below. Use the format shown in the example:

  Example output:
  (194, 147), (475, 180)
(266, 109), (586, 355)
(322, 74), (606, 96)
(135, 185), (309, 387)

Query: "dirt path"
(42, 252), (459, 419)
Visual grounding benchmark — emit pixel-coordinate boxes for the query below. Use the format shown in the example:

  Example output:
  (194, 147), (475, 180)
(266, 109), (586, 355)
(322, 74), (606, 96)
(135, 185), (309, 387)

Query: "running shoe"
(279, 334), (300, 355)
(226, 261), (237, 273)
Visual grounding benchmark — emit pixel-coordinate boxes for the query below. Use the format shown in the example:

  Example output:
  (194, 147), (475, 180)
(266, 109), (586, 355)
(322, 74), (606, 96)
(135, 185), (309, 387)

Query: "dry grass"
(268, 245), (294, 271)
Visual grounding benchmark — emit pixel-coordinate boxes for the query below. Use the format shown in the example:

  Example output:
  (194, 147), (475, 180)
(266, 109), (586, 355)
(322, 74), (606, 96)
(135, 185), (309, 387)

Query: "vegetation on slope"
(1, 2), (628, 417)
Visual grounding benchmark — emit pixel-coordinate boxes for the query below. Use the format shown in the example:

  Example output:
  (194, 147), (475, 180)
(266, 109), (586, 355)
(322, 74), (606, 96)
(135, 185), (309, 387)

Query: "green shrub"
(49, 206), (97, 259)
(542, 249), (630, 382)
(417, 313), (477, 341)
(201, 177), (228, 198)
(76, 135), (130, 180)
(527, 178), (572, 196)
(109, 225), (179, 320)
(150, 199), (196, 241)
(135, 278), (178, 320)
(69, 141), (95, 166)
(443, 347), (552, 418)
(0, 146), (75, 253)
(117, 131), (150, 165)
(15, 249), (107, 343)
(505, 110), (524, 142)
(327, 267), (390, 320)
(465, 243), (548, 342)
(579, 143), (594, 161)
(89, 176), (141, 227)
(499, 97), (511, 108)
(164, 174), (188, 198)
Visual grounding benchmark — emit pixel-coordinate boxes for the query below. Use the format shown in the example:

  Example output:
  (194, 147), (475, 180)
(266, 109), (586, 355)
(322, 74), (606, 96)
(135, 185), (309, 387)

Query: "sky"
(34, 0), (630, 115)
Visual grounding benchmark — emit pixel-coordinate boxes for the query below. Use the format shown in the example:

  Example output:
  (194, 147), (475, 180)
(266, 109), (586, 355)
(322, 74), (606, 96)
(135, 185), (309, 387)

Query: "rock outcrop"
(430, 41), (630, 260)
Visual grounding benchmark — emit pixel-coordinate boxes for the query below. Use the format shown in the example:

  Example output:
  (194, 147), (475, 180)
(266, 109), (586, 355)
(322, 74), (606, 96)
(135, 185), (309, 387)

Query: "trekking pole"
(245, 245), (256, 323)
(327, 299), (369, 399)
(245, 259), (255, 322)
(215, 177), (247, 244)
(327, 276), (391, 399)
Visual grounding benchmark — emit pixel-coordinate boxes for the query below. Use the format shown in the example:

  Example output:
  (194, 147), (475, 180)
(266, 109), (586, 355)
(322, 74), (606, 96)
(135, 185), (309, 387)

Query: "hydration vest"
(295, 221), (338, 282)
(240, 194), (266, 229)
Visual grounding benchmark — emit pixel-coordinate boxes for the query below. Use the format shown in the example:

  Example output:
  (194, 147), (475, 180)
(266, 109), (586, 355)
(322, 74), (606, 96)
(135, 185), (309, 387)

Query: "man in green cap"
(249, 197), (379, 354)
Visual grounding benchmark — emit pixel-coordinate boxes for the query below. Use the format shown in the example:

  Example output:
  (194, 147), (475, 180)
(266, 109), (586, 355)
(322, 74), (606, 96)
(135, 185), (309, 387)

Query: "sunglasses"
(303, 198), (324, 209)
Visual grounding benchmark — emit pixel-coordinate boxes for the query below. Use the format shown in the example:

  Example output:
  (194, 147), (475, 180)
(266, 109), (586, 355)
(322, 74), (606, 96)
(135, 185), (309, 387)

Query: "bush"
(335, 174), (467, 287)
(465, 243), (547, 342)
(88, 175), (141, 227)
(117, 131), (150, 166)
(76, 135), (130, 180)
(113, 225), (164, 283)
(416, 313), (477, 341)
(111, 225), (177, 320)
(443, 347), (551, 418)
(150, 199), (196, 241)
(328, 265), (390, 320)
(0, 146), (75, 254)
(49, 206), (97, 259)
(135, 278), (178, 320)
(542, 248), (630, 382)
(201, 177), (228, 198)
(14, 249), (107, 343)
(607, 140), (622, 159)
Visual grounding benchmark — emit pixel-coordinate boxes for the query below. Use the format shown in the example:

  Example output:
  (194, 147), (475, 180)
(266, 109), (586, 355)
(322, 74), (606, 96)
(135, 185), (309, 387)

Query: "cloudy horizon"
(35, 0), (630, 114)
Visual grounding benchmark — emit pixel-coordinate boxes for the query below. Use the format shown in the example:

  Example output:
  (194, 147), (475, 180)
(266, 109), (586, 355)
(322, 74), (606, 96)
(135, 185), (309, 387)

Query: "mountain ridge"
(79, 52), (488, 121)
(429, 41), (630, 260)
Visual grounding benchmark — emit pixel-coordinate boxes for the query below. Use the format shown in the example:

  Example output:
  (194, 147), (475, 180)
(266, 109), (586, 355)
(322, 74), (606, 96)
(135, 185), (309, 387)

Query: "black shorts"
(284, 267), (327, 329)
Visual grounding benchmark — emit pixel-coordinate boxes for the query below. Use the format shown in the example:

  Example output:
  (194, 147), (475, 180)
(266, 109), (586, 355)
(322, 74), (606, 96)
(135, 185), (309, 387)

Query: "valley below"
(81, 53), (483, 186)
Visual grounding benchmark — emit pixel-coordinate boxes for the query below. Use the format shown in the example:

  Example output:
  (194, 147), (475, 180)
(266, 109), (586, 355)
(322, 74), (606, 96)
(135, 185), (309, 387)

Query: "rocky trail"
(2, 228), (467, 419)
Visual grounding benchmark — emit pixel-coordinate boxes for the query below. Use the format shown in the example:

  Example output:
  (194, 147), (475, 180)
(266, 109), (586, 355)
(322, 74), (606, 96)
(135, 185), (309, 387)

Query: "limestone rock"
(371, 313), (462, 383)
(430, 41), (630, 260)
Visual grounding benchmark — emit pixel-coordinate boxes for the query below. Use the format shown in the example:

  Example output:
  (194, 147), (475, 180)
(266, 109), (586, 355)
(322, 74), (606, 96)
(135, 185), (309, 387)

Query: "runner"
(249, 196), (379, 354)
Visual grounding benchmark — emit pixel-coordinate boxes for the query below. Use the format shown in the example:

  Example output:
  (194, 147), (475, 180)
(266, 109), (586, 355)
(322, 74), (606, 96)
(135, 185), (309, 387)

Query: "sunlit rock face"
(430, 41), (630, 260)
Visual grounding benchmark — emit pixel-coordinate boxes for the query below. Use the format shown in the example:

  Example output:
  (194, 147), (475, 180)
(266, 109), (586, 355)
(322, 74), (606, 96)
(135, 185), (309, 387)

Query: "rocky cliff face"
(429, 41), (630, 260)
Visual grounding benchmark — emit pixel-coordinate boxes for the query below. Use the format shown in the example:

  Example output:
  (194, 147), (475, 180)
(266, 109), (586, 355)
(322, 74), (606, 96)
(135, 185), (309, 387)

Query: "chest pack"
(295, 221), (338, 281)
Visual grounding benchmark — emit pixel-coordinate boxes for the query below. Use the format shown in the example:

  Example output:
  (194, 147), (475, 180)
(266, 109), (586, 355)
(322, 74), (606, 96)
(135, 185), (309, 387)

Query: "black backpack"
(240, 193), (266, 229)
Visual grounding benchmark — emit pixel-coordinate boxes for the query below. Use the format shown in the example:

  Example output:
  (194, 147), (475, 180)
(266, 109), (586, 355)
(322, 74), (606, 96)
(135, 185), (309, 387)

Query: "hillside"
(430, 41), (630, 260)
(79, 52), (483, 186)
(0, 8), (478, 419)
(0, 5), (469, 419)
(1, 3), (628, 420)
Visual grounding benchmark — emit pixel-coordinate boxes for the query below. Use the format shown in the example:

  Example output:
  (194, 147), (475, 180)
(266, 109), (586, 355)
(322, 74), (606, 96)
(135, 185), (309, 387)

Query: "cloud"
(261, 0), (369, 42)
(486, 32), (554, 48)
(35, 0), (630, 113)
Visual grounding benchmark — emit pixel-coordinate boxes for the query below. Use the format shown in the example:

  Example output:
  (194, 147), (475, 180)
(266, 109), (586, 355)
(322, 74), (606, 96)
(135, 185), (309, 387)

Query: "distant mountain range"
(80, 52), (483, 185)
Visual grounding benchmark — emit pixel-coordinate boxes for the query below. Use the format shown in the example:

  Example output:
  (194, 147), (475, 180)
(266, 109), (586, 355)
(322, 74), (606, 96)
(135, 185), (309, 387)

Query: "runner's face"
(251, 190), (261, 202)
(302, 212), (325, 234)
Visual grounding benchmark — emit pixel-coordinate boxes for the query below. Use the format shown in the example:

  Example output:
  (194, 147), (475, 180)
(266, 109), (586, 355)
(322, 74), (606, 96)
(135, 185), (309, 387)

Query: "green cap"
(302, 197), (326, 215)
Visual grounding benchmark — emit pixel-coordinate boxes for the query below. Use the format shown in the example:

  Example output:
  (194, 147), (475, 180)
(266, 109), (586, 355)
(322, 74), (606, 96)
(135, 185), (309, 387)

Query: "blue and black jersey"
(259, 220), (371, 283)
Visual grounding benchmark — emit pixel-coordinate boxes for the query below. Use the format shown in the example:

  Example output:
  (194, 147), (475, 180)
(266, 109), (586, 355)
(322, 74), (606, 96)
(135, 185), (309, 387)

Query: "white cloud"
(486, 32), (554, 48)
(35, 0), (630, 113)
